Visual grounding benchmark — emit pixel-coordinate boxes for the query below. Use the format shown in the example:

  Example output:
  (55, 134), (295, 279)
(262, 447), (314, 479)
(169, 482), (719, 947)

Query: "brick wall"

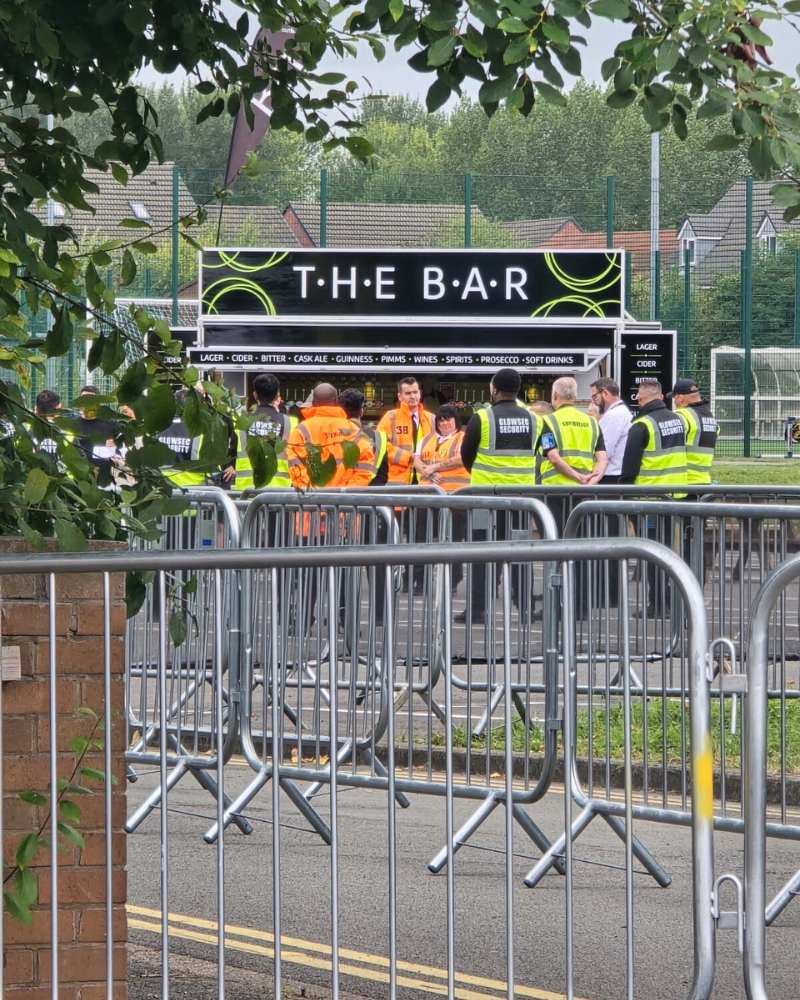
(1, 540), (127, 999)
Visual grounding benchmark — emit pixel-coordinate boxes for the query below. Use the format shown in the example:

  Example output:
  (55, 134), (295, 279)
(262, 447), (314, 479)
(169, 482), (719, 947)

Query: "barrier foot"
(190, 765), (253, 836)
(204, 766), (271, 844)
(511, 803), (565, 877)
(524, 803), (595, 888)
(365, 749), (411, 808)
(600, 812), (672, 888)
(125, 758), (188, 834)
(765, 868), (800, 925)
(279, 777), (332, 844)
(428, 794), (499, 873)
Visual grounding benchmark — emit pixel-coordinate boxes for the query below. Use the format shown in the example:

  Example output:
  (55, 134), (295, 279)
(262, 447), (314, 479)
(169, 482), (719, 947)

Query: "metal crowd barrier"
(0, 541), (719, 1000)
(744, 554), (800, 998)
(124, 487), (249, 834)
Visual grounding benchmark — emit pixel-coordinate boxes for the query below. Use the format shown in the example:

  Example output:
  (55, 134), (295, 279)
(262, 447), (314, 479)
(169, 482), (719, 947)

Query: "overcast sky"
(140, 13), (799, 104)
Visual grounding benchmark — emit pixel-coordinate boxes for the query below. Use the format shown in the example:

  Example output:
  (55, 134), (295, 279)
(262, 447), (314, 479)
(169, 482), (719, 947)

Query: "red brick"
(3, 793), (43, 830)
(72, 603), (126, 637)
(36, 635), (125, 677)
(1, 677), (79, 714)
(1, 715), (35, 752)
(80, 677), (124, 716)
(14, 640), (38, 677)
(0, 574), (46, 599)
(37, 714), (106, 754)
(3, 908), (74, 945)
(5, 989), (80, 1000)
(4, 754), (68, 792)
(78, 983), (127, 1000)
(1, 602), (71, 637)
(70, 792), (126, 830)
(54, 571), (125, 601)
(77, 904), (127, 943)
(4, 946), (35, 983)
(79, 832), (127, 867)
(39, 866), (126, 906)
(39, 942), (127, 983)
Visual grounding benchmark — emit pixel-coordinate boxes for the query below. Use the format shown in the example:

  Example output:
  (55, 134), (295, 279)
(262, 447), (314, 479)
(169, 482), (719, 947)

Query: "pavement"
(126, 763), (800, 999)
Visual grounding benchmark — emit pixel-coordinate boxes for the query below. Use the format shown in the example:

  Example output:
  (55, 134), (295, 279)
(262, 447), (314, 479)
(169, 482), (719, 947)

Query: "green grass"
(433, 698), (800, 775)
(713, 460), (800, 486)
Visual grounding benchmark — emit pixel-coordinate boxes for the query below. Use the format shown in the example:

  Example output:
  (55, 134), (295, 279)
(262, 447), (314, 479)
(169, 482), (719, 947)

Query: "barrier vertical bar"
(606, 176), (615, 247)
(319, 168), (328, 248)
(171, 164), (179, 327)
(464, 173), (473, 249)
(742, 177), (753, 458)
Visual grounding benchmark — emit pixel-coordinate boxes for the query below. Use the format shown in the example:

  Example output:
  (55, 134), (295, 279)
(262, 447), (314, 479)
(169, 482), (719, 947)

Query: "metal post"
(794, 251), (800, 347)
(606, 175), (615, 247)
(742, 176), (754, 457)
(319, 168), (328, 248)
(464, 173), (473, 249)
(653, 249), (661, 320)
(650, 132), (660, 321)
(171, 163), (179, 326)
(682, 247), (691, 372)
(625, 252), (632, 314)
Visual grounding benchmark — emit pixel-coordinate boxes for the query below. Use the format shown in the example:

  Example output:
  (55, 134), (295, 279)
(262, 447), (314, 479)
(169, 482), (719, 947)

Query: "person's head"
(253, 373), (280, 408)
(339, 388), (365, 421)
(529, 400), (553, 416)
(669, 377), (702, 409)
(489, 367), (521, 402)
(301, 382), (338, 409)
(551, 376), (578, 408)
(35, 389), (60, 418)
(397, 376), (421, 411)
(635, 378), (663, 407)
(589, 376), (621, 415)
(119, 404), (135, 420)
(435, 403), (459, 437)
(78, 384), (99, 418)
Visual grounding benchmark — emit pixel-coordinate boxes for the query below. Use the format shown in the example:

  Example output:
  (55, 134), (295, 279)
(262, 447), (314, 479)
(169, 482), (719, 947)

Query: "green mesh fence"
(23, 163), (800, 458)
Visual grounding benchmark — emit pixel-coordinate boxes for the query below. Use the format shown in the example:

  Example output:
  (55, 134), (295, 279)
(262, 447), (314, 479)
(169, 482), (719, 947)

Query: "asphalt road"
(126, 765), (800, 1000)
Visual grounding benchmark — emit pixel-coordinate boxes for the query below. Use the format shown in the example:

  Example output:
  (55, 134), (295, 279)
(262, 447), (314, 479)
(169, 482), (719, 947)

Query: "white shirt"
(599, 399), (633, 476)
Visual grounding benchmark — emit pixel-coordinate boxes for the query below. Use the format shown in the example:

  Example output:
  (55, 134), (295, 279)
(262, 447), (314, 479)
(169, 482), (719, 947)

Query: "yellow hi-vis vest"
(676, 405), (716, 485)
(538, 405), (600, 485)
(631, 409), (688, 496)
(469, 406), (537, 486)
(160, 419), (206, 488)
(236, 412), (297, 491)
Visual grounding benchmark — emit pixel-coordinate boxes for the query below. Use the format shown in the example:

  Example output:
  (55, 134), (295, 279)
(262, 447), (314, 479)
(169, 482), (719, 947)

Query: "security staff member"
(539, 376), (608, 487)
(287, 383), (375, 490)
(669, 377), (718, 486)
(33, 389), (62, 458)
(377, 376), (434, 485)
(158, 390), (206, 489)
(236, 372), (297, 491)
(460, 368), (538, 623)
(340, 388), (388, 486)
(621, 378), (688, 615)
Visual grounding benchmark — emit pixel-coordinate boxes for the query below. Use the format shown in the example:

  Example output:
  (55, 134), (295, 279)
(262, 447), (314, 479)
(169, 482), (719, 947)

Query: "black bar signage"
(620, 332), (676, 408)
(188, 347), (589, 372)
(201, 248), (623, 321)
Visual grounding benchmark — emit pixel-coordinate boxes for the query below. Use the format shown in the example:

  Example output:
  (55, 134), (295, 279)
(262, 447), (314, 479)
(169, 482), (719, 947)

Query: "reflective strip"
(471, 460), (536, 475)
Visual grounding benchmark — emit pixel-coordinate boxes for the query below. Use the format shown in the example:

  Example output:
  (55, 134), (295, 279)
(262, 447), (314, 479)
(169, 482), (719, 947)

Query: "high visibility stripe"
(237, 412), (296, 490)
(631, 413), (687, 495)
(538, 406), (599, 486)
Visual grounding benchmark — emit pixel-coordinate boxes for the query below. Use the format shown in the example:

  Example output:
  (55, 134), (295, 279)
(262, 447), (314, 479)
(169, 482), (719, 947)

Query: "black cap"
(671, 378), (699, 396)
(492, 367), (521, 393)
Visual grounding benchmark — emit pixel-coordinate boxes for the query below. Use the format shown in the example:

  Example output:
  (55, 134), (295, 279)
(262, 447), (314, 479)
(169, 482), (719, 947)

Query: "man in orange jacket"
(377, 376), (434, 485)
(287, 382), (374, 490)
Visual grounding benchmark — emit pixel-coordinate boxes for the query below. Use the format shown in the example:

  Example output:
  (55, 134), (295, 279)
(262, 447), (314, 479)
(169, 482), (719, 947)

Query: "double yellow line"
(128, 904), (578, 1000)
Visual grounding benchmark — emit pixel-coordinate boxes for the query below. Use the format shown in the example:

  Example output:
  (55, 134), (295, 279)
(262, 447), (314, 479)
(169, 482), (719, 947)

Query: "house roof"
(501, 216), (580, 246)
(284, 201), (489, 247)
(216, 204), (301, 247)
(38, 162), (198, 249)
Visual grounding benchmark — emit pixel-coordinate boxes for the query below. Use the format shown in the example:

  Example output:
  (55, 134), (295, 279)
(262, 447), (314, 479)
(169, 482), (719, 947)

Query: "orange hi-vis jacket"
(287, 405), (375, 490)
(418, 430), (470, 492)
(377, 403), (434, 485)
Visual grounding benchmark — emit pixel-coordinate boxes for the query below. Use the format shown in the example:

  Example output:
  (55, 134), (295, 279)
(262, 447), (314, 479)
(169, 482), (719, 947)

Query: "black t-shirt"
(76, 416), (116, 467)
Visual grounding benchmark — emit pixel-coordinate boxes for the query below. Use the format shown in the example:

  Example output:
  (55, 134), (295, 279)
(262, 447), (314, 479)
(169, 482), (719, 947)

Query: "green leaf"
(706, 135), (741, 151)
(143, 382), (177, 434)
(118, 360), (148, 406)
(169, 609), (188, 647)
(125, 572), (148, 618)
(15, 868), (38, 907)
(656, 39), (680, 74)
(59, 799), (82, 824)
(747, 137), (778, 177)
(341, 439), (360, 470)
(426, 77), (452, 111)
(600, 57), (618, 81)
(46, 304), (74, 357)
(462, 25), (487, 59)
(479, 74), (516, 105)
(503, 35), (530, 65)
(4, 890), (32, 925)
(36, 20), (59, 58)
(497, 16), (528, 33)
(389, 0), (404, 20)
(428, 35), (457, 66)
(23, 468), (49, 505)
(120, 249), (137, 287)
(607, 89), (637, 109)
(118, 218), (150, 229)
(592, 0), (629, 17)
(18, 790), (47, 806)
(541, 19), (570, 48)
(613, 63), (633, 93)
(110, 162), (128, 186)
(57, 821), (85, 850)
(16, 833), (42, 868)
(55, 519), (88, 552)
(18, 173), (48, 199)
(535, 81), (567, 105)
(80, 767), (108, 784)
